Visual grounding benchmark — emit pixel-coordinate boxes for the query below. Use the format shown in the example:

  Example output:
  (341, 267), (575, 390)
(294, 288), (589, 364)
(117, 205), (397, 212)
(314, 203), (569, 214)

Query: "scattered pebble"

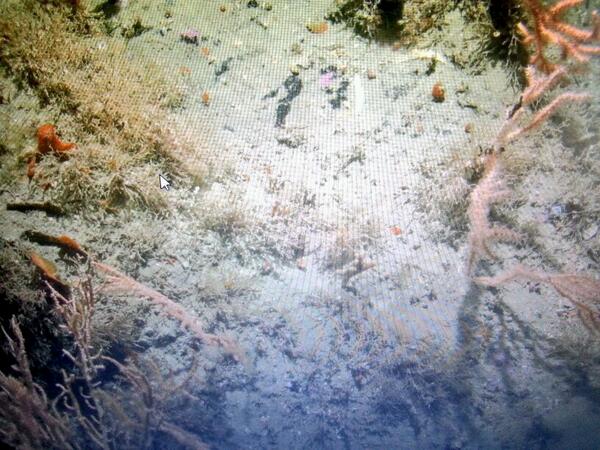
(367, 69), (376, 79)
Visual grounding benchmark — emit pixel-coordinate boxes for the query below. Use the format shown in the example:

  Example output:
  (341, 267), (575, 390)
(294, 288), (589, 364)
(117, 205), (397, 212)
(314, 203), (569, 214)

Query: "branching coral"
(492, 0), (600, 150)
(491, 0), (600, 150)
(93, 261), (243, 361)
(467, 0), (600, 272)
(493, 69), (590, 149)
(1, 276), (210, 449)
(0, 318), (74, 449)
(465, 0), (600, 334)
(465, 153), (521, 272)
(475, 265), (600, 334)
(518, 0), (600, 73)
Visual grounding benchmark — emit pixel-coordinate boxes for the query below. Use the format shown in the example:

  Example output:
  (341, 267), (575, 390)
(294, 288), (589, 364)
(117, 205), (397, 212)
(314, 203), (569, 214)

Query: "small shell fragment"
(307, 22), (328, 34)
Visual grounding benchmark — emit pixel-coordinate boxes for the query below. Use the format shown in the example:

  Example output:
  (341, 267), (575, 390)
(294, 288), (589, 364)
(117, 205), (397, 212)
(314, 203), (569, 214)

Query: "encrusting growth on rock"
(29, 251), (71, 299)
(22, 231), (87, 258)
(6, 201), (65, 216)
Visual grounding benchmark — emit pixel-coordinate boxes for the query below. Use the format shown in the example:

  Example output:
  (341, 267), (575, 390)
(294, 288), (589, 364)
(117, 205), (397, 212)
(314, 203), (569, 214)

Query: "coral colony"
(467, 0), (600, 332)
(1, 0), (600, 448)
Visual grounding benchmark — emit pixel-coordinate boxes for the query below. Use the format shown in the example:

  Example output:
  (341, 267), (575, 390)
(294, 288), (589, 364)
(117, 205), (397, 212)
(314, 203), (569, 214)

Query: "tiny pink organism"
(320, 71), (335, 88)
(181, 29), (200, 45)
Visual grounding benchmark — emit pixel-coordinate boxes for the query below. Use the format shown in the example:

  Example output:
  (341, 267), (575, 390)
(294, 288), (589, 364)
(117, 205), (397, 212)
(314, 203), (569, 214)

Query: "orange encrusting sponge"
(36, 124), (76, 155)
(27, 124), (76, 180)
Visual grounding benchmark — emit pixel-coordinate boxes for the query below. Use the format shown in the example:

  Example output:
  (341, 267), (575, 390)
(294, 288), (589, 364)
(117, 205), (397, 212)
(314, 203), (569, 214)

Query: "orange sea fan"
(519, 0), (600, 73)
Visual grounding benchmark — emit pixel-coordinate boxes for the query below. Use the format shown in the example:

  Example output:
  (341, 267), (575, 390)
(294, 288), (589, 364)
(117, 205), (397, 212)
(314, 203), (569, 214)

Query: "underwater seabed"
(1, 0), (600, 449)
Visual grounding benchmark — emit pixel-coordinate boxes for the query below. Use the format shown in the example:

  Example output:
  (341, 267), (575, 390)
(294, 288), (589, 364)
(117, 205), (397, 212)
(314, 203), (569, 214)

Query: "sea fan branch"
(93, 262), (242, 361)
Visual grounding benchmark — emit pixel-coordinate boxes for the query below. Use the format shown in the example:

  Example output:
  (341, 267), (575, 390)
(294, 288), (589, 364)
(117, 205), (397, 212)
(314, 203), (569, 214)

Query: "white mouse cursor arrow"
(159, 174), (171, 191)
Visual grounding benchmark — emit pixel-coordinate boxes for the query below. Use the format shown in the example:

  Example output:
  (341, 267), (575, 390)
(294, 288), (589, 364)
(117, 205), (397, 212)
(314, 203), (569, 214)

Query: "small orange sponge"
(37, 124), (76, 155)
(431, 82), (445, 103)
